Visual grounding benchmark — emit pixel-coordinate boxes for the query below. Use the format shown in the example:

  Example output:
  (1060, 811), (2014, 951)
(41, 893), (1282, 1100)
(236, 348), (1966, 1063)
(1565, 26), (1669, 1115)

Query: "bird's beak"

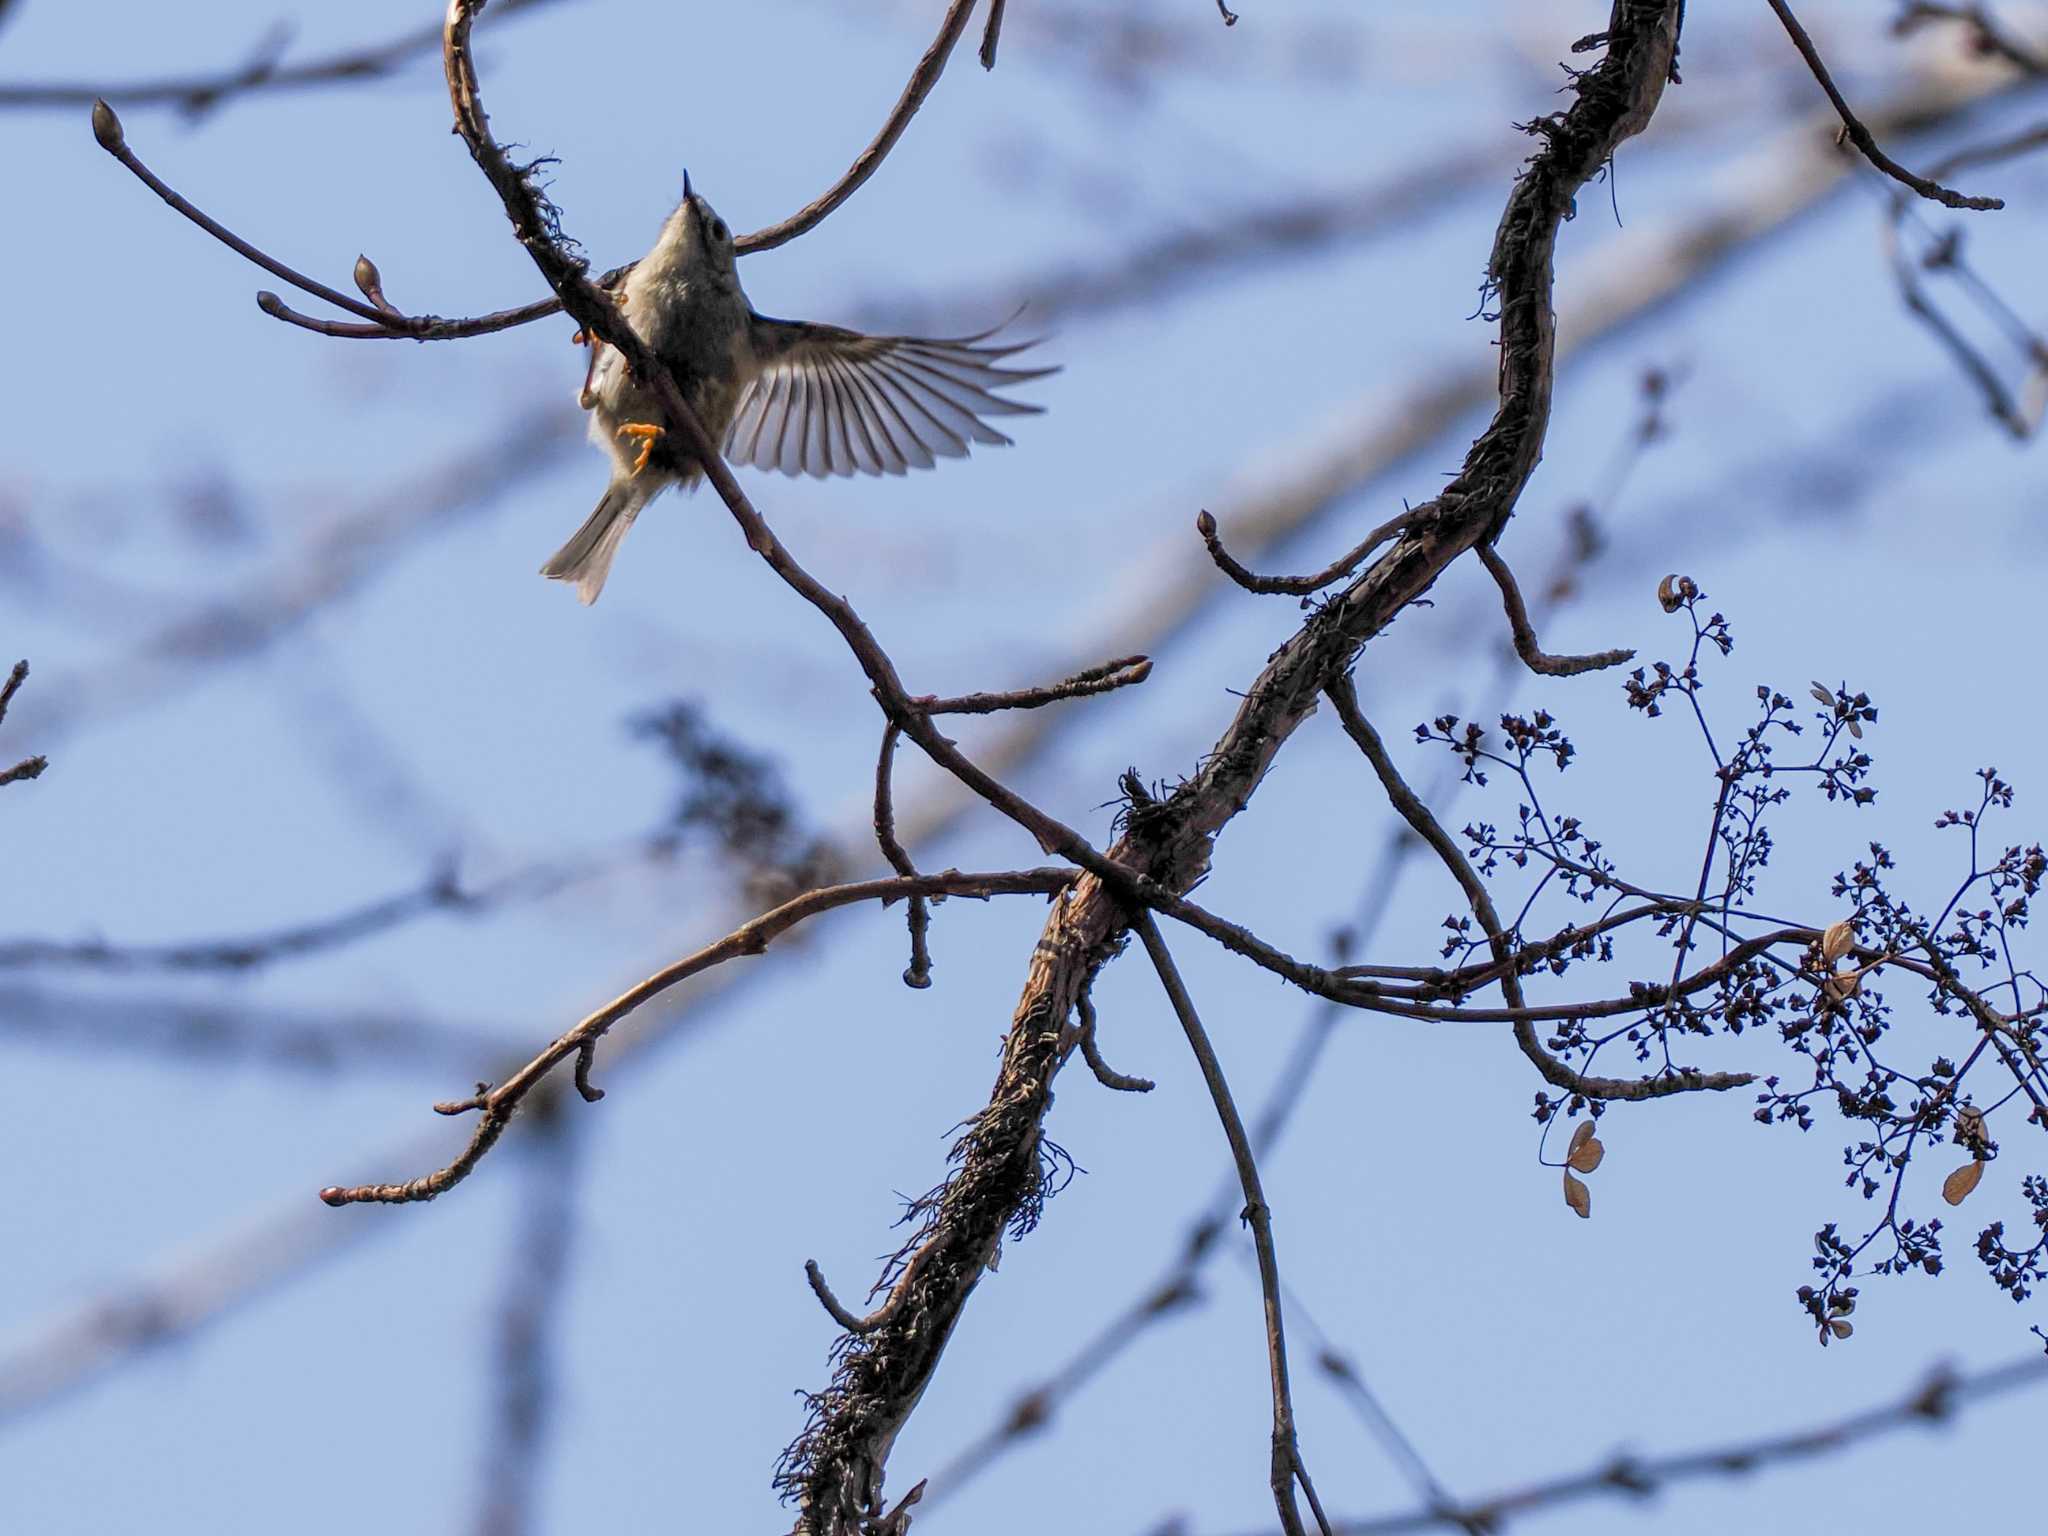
(682, 168), (693, 204)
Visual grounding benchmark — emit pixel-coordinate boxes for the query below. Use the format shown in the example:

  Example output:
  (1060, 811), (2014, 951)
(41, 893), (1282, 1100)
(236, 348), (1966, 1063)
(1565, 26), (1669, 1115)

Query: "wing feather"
(725, 315), (1055, 482)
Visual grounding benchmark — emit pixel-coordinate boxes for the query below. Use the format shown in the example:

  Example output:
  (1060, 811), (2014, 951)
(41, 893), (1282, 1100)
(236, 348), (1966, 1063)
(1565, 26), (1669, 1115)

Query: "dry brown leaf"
(1563, 1169), (1592, 1219)
(1824, 970), (1862, 1003)
(1568, 1120), (1597, 1154)
(1942, 1159), (1985, 1206)
(1829, 1319), (1854, 1340)
(1820, 920), (1855, 964)
(1657, 574), (1684, 613)
(1567, 1136), (1606, 1174)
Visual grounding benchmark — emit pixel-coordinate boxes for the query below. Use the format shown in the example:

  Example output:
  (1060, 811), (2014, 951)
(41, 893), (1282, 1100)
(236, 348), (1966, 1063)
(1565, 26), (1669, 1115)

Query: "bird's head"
(657, 170), (739, 283)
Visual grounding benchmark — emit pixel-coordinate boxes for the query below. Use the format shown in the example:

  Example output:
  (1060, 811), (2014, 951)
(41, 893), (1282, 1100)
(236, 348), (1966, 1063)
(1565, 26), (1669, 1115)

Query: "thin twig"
(980, 0), (1010, 69)
(1324, 675), (1752, 1100)
(0, 0), (560, 112)
(874, 723), (933, 988)
(805, 1260), (912, 1336)
(90, 100), (395, 325)
(0, 661), (28, 727)
(1135, 912), (1329, 1536)
(1767, 0), (2004, 209)
(1076, 987), (1156, 1092)
(92, 0), (978, 341)
(1892, 2), (2048, 74)
(316, 867), (1070, 1207)
(922, 655), (1153, 715)
(0, 660), (43, 786)
(1218, 1355), (2048, 1535)
(1197, 508), (1411, 597)
(0, 858), (598, 973)
(1473, 543), (1634, 676)
(741, 0), (982, 253)
(1882, 119), (2048, 437)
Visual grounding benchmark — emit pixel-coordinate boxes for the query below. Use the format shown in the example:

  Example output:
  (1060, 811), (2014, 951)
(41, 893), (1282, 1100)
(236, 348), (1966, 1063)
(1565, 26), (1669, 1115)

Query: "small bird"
(543, 175), (1056, 603)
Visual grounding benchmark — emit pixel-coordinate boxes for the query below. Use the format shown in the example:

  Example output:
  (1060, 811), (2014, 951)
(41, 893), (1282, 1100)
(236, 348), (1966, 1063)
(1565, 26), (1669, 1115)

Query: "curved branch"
(1135, 913), (1331, 1536)
(94, 0), (982, 342)
(740, 0), (981, 253)
(1197, 507), (1412, 597)
(0, 0), (559, 112)
(1767, 0), (2004, 209)
(1474, 542), (1634, 676)
(316, 867), (1071, 1207)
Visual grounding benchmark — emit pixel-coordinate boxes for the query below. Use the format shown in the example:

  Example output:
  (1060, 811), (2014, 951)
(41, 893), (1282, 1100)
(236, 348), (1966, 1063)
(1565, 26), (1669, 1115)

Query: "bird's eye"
(709, 218), (728, 244)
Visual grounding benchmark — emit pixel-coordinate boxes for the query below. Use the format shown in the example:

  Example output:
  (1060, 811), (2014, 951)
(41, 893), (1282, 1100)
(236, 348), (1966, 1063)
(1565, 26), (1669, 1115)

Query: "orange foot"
(616, 421), (665, 475)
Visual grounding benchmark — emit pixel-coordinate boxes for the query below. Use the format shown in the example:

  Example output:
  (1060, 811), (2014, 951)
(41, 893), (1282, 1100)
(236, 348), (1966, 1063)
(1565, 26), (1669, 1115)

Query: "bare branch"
(1893, 2), (2048, 74)
(0, 0), (561, 113)
(0, 857), (608, 974)
(784, 13), (1693, 1520)
(740, 0), (981, 253)
(93, 0), (976, 341)
(805, 1260), (912, 1336)
(316, 868), (1070, 1207)
(1197, 508), (1411, 597)
(1135, 912), (1329, 1536)
(922, 654), (1153, 715)
(1325, 674), (1753, 1101)
(1075, 986), (1156, 1093)
(874, 723), (933, 988)
(1767, 0), (2004, 209)
(1883, 120), (2048, 437)
(1473, 542), (1634, 676)
(0, 660), (43, 786)
(980, 0), (1010, 70)
(91, 99), (396, 326)
(1218, 1355), (2048, 1535)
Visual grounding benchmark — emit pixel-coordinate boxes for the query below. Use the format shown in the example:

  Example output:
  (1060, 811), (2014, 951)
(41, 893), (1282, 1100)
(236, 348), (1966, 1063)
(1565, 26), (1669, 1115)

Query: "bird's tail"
(541, 480), (650, 605)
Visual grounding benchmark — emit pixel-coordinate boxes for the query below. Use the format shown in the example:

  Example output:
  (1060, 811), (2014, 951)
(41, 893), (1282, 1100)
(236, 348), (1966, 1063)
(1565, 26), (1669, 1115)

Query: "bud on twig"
(353, 254), (394, 313)
(91, 98), (125, 153)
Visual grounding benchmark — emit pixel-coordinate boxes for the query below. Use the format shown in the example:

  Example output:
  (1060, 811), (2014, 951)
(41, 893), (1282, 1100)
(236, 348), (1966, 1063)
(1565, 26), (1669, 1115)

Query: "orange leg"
(616, 422), (665, 475)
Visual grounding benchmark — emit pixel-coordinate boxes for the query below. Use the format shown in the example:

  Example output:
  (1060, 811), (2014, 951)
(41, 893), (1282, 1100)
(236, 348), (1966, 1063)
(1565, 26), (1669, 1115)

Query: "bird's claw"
(616, 422), (664, 475)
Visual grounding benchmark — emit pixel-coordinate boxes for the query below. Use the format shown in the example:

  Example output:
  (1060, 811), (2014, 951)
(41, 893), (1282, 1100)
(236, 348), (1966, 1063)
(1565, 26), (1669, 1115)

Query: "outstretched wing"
(726, 315), (1056, 478)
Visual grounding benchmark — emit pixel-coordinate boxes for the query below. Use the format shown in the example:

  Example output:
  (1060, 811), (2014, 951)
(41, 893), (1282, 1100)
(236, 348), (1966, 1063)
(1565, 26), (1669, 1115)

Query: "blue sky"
(3, 2), (2047, 1532)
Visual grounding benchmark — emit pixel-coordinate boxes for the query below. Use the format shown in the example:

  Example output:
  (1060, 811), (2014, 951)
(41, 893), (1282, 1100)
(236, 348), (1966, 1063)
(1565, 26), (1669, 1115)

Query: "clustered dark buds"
(1432, 587), (2046, 1344)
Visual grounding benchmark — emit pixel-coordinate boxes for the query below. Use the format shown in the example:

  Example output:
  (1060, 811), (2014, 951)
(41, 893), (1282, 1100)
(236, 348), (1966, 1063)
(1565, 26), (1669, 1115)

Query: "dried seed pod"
(1942, 1160), (1985, 1205)
(1563, 1169), (1592, 1219)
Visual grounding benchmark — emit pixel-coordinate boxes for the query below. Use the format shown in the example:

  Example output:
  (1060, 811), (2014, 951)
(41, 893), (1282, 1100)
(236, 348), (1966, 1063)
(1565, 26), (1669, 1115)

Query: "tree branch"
(1135, 912), (1331, 1536)
(1325, 674), (1751, 1099)
(781, 8), (1692, 1525)
(1767, 0), (2005, 209)
(1197, 507), (1412, 597)
(1218, 1354), (2048, 1535)
(0, 0), (560, 113)
(316, 868), (1070, 1207)
(1473, 542), (1634, 676)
